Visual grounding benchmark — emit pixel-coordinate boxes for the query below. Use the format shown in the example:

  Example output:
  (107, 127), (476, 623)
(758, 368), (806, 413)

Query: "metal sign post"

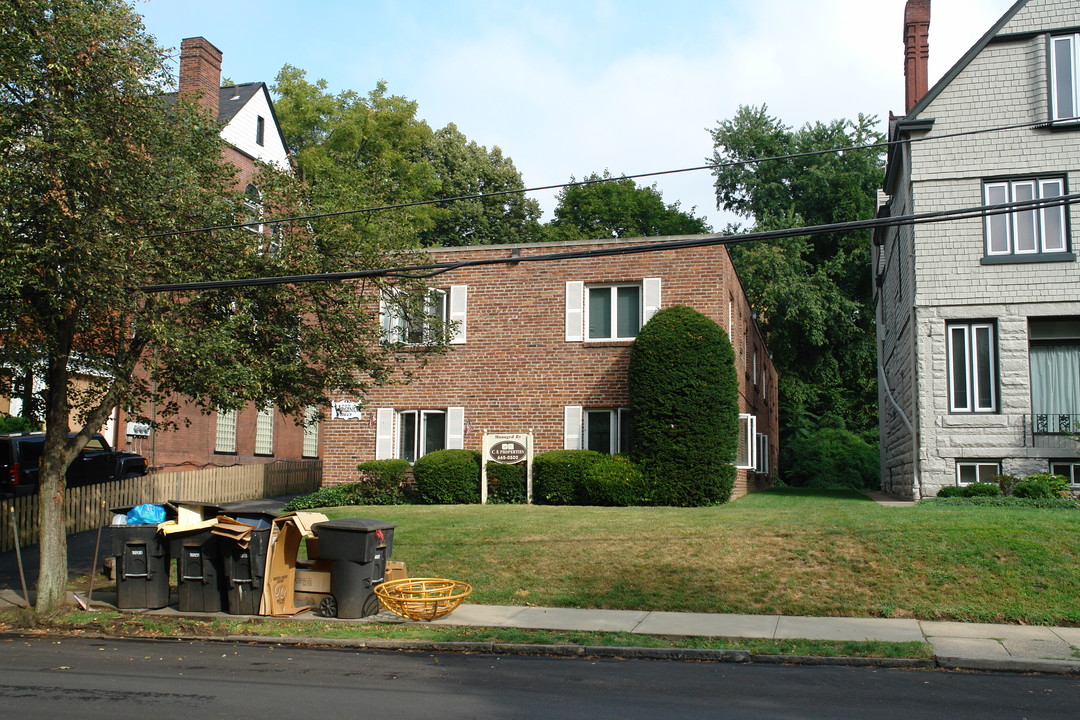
(481, 432), (534, 504)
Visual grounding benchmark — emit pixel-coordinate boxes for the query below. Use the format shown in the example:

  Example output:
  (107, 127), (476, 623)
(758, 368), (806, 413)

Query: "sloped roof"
(162, 82), (290, 156)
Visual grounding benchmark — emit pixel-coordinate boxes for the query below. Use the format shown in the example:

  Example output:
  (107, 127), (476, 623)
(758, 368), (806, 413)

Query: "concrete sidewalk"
(2, 587), (1076, 674)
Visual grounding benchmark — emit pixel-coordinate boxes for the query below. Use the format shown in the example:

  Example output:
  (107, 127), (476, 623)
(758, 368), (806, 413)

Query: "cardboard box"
(294, 567), (332, 594)
(386, 561), (408, 582)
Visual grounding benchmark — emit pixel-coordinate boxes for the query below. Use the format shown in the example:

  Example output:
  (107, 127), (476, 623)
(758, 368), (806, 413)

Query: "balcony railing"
(1026, 413), (1080, 447)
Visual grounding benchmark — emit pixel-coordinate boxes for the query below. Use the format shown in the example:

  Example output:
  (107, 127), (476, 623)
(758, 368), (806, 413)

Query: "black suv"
(0, 432), (148, 495)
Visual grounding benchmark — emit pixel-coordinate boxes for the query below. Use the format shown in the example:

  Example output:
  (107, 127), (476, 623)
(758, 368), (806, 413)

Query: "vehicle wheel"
(363, 592), (381, 618)
(318, 595), (337, 618)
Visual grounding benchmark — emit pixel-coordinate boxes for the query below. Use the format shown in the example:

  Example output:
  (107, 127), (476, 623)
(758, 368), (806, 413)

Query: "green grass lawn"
(316, 488), (1080, 625)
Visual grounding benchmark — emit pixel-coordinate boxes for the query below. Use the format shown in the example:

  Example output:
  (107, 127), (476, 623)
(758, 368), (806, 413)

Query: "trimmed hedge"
(580, 454), (649, 506)
(356, 459), (411, 504)
(628, 305), (739, 506)
(938, 482), (1001, 498)
(920, 496), (1078, 510)
(486, 461), (527, 504)
(533, 450), (603, 505)
(412, 449), (481, 504)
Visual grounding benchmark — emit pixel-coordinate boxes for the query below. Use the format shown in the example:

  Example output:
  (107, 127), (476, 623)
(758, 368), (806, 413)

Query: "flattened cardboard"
(260, 511), (328, 616)
(386, 561), (408, 582)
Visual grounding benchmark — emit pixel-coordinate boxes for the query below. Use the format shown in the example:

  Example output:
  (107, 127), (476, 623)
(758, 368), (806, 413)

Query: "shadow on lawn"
(759, 487), (875, 501)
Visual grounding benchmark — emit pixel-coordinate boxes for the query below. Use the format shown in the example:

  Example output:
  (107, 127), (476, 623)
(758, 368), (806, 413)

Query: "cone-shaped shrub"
(629, 304), (739, 505)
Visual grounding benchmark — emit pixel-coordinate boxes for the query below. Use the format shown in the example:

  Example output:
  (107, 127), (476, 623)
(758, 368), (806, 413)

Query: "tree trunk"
(34, 460), (67, 612)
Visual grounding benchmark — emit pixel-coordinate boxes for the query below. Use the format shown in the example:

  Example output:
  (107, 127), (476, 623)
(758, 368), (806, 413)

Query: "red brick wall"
(322, 238), (779, 498)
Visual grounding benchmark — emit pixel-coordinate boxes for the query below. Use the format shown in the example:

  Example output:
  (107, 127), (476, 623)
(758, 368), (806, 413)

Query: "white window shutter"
(643, 278), (661, 324)
(375, 408), (395, 460)
(446, 407), (465, 449)
(565, 281), (584, 341)
(563, 406), (583, 450)
(379, 297), (392, 342)
(448, 286), (468, 345)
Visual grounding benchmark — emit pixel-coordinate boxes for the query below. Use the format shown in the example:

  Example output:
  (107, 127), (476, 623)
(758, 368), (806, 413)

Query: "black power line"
(140, 192), (1080, 293)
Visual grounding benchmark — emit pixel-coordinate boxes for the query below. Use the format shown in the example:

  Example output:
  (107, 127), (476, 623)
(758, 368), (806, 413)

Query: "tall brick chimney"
(904, 0), (931, 113)
(178, 37), (222, 119)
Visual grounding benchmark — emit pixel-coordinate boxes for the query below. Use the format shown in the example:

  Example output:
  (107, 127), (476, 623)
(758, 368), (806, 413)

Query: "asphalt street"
(1, 636), (1077, 720)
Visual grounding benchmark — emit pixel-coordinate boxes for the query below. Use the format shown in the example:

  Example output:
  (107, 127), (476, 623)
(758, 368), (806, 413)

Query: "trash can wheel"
(364, 592), (380, 618)
(318, 595), (337, 618)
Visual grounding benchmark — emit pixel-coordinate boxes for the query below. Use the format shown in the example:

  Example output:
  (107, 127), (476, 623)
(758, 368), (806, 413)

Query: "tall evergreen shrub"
(628, 305), (739, 505)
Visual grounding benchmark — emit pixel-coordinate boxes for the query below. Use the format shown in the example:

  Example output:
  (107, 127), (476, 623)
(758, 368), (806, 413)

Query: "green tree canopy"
(417, 123), (542, 247)
(0, 1), (444, 611)
(545, 171), (712, 241)
(710, 106), (884, 443)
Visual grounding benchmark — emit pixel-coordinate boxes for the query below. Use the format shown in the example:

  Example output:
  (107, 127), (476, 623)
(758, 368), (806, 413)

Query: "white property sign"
(481, 432), (534, 504)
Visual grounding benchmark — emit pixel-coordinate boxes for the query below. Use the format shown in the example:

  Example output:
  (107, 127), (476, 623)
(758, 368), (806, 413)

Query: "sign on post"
(481, 432), (534, 504)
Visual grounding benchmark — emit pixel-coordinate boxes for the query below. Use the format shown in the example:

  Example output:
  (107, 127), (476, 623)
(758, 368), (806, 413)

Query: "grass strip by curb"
(0, 608), (934, 661)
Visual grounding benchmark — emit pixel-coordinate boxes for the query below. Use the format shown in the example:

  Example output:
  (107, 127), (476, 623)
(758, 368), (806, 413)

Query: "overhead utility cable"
(136, 118), (1061, 241)
(140, 192), (1080, 293)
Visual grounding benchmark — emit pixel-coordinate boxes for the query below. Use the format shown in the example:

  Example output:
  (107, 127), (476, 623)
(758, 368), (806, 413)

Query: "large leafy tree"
(710, 105), (884, 444)
(417, 123), (542, 247)
(0, 1), (438, 611)
(545, 171), (712, 241)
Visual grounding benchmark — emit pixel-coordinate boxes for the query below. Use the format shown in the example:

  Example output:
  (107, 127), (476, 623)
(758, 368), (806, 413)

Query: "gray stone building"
(875, 0), (1080, 498)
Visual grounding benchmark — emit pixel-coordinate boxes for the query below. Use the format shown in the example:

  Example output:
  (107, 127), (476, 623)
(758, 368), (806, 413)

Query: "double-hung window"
(565, 279), (660, 342)
(583, 408), (633, 454)
(397, 410), (447, 463)
(382, 286), (467, 345)
(1051, 33), (1080, 121)
(947, 322), (997, 413)
(983, 178), (1067, 258)
(588, 285), (641, 340)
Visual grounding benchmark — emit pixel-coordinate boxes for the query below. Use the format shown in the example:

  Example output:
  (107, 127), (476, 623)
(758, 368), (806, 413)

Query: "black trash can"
(217, 506), (277, 615)
(166, 501), (227, 613)
(110, 505), (172, 610)
(312, 518), (396, 619)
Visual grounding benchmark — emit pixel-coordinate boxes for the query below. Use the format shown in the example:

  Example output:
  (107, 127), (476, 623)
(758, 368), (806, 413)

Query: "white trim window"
(1049, 460), (1080, 487)
(735, 414), (757, 469)
(243, 183), (263, 235)
(754, 433), (769, 475)
(565, 279), (660, 341)
(255, 407), (274, 456)
(983, 178), (1067, 257)
(381, 286), (467, 345)
(956, 460), (1000, 485)
(582, 408), (633, 454)
(947, 322), (997, 413)
(376, 407), (465, 462)
(215, 408), (238, 454)
(1051, 33), (1080, 121)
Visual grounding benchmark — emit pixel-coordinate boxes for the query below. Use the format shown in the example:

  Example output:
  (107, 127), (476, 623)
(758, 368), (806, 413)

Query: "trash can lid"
(312, 517), (397, 533)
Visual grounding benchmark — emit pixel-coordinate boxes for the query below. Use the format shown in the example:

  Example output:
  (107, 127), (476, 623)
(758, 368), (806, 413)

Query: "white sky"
(134, 0), (1019, 230)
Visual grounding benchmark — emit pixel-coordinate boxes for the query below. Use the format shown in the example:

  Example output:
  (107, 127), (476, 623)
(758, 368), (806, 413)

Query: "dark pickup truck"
(0, 432), (148, 495)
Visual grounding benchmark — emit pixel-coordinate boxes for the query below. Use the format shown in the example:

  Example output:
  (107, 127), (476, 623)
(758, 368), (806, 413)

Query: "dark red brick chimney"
(904, 0), (931, 112)
(178, 37), (222, 118)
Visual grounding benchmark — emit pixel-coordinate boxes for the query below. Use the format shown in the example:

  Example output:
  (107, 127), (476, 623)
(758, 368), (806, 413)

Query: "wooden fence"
(0, 460), (322, 552)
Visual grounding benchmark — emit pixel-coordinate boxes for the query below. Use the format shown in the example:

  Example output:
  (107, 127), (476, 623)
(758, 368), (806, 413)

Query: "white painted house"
(875, 0), (1080, 498)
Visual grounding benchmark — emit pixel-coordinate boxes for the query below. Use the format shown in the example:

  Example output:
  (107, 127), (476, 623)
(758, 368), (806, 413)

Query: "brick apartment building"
(112, 38), (317, 473)
(322, 237), (779, 499)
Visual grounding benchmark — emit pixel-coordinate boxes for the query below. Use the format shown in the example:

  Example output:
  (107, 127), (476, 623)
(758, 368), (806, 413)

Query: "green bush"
(284, 482), (385, 511)
(356, 459), (411, 504)
(782, 427), (879, 491)
(629, 305), (738, 506)
(580, 455), (649, 506)
(412, 449), (481, 504)
(0, 416), (39, 433)
(1020, 473), (1071, 497)
(964, 482), (1002, 497)
(1013, 479), (1055, 499)
(533, 450), (603, 505)
(994, 474), (1020, 496)
(936, 485), (966, 498)
(486, 461), (527, 504)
